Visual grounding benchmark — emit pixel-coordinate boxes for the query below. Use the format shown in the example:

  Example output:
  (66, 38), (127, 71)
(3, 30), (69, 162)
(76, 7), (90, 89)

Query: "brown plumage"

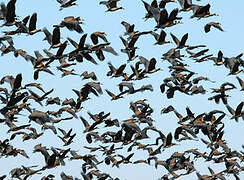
(204, 22), (224, 33)
(100, 0), (124, 12)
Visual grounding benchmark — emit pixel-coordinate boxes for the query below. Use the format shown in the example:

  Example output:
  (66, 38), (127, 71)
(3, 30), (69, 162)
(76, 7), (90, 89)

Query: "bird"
(177, 0), (194, 12)
(225, 102), (243, 122)
(153, 8), (182, 29)
(107, 62), (126, 78)
(33, 66), (54, 80)
(170, 32), (188, 49)
(186, 49), (209, 58)
(1, 0), (17, 27)
(204, 22), (224, 33)
(138, 56), (161, 73)
(90, 32), (108, 45)
(79, 115), (99, 132)
(56, 0), (78, 11)
(100, 0), (124, 12)
(121, 21), (138, 37)
(191, 4), (218, 19)
(43, 27), (62, 49)
(150, 30), (171, 45)
(58, 106), (78, 118)
(141, 0), (158, 21)
(120, 31), (151, 50)
(53, 16), (84, 33)
(81, 71), (97, 81)
(58, 133), (76, 146)
(118, 82), (135, 94)
(27, 88), (54, 106)
(105, 89), (124, 100)
(86, 82), (103, 95)
(208, 50), (224, 66)
(27, 13), (41, 35)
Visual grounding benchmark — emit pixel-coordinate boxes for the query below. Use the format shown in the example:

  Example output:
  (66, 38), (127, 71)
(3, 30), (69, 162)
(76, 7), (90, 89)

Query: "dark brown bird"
(79, 115), (99, 132)
(58, 128), (72, 139)
(81, 71), (97, 81)
(141, 0), (157, 21)
(43, 27), (62, 49)
(54, 16), (84, 33)
(107, 62), (126, 78)
(121, 21), (138, 37)
(153, 8), (182, 29)
(204, 22), (224, 33)
(58, 106), (78, 118)
(177, 0), (194, 12)
(1, 0), (17, 26)
(90, 32), (108, 45)
(225, 102), (243, 122)
(208, 50), (224, 66)
(105, 89), (124, 100)
(138, 56), (161, 73)
(170, 32), (188, 49)
(186, 49), (209, 58)
(120, 31), (151, 50)
(27, 88), (54, 106)
(191, 4), (218, 19)
(33, 66), (54, 80)
(27, 13), (41, 35)
(56, 0), (78, 11)
(100, 0), (124, 12)
(58, 133), (76, 146)
(150, 30), (171, 45)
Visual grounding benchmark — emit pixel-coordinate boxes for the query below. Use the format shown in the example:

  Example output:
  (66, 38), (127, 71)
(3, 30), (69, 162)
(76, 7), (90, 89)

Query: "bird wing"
(43, 28), (53, 45)
(6, 0), (16, 23)
(90, 33), (98, 45)
(158, 30), (167, 42)
(139, 56), (149, 72)
(79, 116), (90, 129)
(78, 34), (87, 50)
(170, 33), (180, 47)
(180, 33), (188, 47)
(29, 13), (37, 31)
(116, 64), (126, 75)
(87, 82), (103, 95)
(52, 27), (61, 45)
(204, 23), (211, 33)
(105, 89), (115, 98)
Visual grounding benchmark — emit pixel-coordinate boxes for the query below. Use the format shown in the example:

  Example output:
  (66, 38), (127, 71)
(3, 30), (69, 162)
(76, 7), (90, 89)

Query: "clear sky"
(0, 0), (243, 179)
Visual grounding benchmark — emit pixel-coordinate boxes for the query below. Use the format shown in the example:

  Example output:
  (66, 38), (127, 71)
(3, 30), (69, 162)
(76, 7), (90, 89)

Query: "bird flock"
(0, 0), (243, 179)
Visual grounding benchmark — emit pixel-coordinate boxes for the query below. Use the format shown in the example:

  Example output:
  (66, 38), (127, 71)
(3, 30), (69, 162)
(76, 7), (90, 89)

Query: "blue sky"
(0, 0), (243, 179)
